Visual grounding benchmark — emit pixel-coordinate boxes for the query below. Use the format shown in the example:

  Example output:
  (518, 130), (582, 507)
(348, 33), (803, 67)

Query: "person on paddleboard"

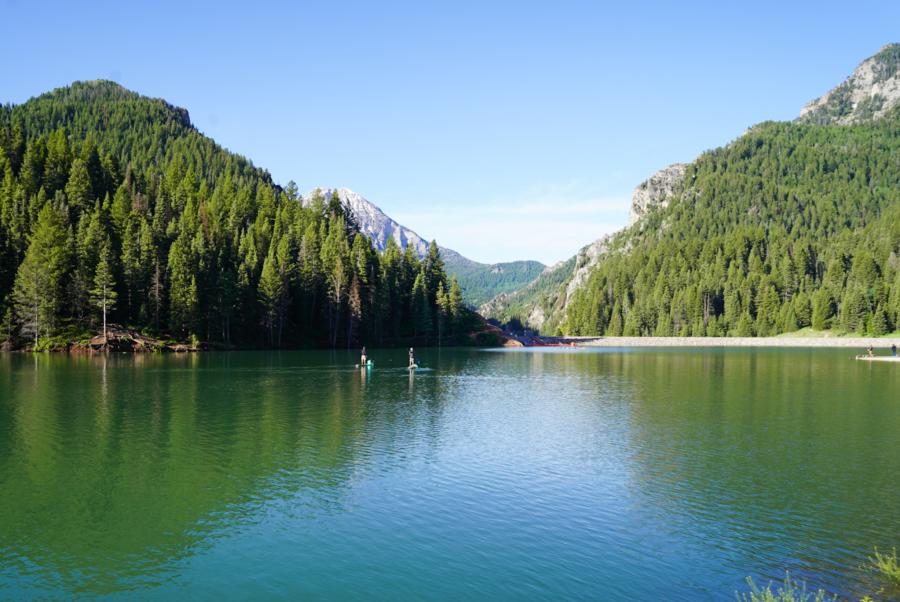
(408, 347), (416, 368)
(361, 346), (367, 365)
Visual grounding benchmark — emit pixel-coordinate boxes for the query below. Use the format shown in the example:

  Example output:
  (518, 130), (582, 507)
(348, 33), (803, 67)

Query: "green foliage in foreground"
(867, 548), (900, 585)
(0, 81), (467, 348)
(737, 547), (900, 602)
(563, 107), (900, 338)
(737, 573), (835, 602)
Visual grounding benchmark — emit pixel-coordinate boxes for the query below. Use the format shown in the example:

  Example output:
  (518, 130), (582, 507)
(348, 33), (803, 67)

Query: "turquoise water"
(0, 348), (898, 600)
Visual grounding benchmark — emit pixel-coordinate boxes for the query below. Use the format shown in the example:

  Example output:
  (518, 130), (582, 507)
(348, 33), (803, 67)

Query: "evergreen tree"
(12, 204), (71, 346)
(412, 271), (433, 337)
(65, 158), (93, 215)
(258, 251), (284, 346)
(90, 240), (117, 341)
(436, 281), (449, 345)
(811, 289), (833, 331)
(448, 277), (463, 332)
(167, 234), (198, 336)
(870, 305), (888, 336)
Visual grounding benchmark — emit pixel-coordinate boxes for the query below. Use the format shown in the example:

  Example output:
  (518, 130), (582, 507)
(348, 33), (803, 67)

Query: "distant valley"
(311, 188), (545, 307)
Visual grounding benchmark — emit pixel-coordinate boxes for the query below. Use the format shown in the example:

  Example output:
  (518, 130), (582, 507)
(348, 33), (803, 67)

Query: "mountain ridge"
(311, 187), (544, 306)
(482, 43), (900, 335)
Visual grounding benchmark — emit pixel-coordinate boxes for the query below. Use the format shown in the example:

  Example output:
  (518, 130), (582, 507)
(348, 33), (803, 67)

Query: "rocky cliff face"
(482, 162), (685, 330)
(479, 162), (685, 331)
(799, 43), (900, 125)
(628, 163), (687, 226)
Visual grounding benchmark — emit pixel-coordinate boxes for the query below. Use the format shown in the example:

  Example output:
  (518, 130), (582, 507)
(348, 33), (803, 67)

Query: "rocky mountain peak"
(307, 187), (429, 257)
(798, 43), (900, 125)
(628, 163), (687, 226)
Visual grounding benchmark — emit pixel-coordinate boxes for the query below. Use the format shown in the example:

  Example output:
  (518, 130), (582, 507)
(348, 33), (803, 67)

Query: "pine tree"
(321, 218), (349, 347)
(811, 289), (833, 331)
(870, 305), (888, 336)
(167, 233), (197, 336)
(90, 240), (117, 341)
(754, 284), (779, 336)
(734, 312), (754, 337)
(607, 301), (624, 336)
(412, 270), (432, 337)
(448, 277), (463, 333)
(258, 252), (282, 345)
(423, 240), (445, 301)
(436, 281), (449, 345)
(65, 158), (93, 215)
(12, 203), (71, 346)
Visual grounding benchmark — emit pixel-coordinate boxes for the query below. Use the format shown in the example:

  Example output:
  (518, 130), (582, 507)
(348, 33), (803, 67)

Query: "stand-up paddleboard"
(408, 364), (419, 370)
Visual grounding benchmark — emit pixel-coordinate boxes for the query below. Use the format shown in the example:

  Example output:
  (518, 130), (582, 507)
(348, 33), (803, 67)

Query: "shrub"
(866, 547), (900, 585)
(736, 572), (835, 602)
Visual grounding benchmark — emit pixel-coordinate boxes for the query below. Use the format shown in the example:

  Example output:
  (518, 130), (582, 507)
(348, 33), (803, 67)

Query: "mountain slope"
(440, 248), (544, 307)
(0, 81), (464, 349)
(313, 187), (544, 306)
(486, 44), (900, 337)
(480, 162), (685, 332)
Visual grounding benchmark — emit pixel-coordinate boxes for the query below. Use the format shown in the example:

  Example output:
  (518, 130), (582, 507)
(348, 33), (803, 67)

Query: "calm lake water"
(1, 348), (898, 600)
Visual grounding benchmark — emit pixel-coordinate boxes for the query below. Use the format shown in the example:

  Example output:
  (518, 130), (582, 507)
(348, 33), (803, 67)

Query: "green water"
(0, 348), (898, 600)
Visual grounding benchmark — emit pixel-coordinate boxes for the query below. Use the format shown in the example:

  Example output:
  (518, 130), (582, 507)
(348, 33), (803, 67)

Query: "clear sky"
(3, 1), (899, 264)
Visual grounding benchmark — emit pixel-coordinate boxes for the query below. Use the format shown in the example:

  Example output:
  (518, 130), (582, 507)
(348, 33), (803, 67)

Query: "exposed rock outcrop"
(799, 43), (900, 125)
(628, 163), (687, 226)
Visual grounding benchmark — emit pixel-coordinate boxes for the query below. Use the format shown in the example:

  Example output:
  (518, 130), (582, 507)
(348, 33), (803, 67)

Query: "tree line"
(0, 81), (466, 349)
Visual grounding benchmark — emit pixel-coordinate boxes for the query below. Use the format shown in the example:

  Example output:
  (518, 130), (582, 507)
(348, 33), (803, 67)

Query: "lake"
(1, 348), (898, 600)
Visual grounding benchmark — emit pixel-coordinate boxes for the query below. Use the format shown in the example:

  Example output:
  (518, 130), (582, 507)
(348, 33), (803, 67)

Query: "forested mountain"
(313, 187), (545, 306)
(440, 250), (544, 307)
(0, 81), (469, 349)
(478, 256), (576, 328)
(486, 43), (900, 337)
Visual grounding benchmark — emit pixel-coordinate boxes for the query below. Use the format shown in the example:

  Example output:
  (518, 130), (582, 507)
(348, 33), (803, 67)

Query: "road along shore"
(560, 336), (900, 349)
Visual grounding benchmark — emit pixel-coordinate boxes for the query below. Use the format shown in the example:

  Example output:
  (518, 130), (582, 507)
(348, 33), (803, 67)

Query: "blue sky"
(3, 1), (899, 264)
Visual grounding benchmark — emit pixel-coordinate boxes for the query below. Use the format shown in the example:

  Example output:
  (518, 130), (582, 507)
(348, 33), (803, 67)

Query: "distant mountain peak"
(306, 187), (545, 306)
(798, 43), (900, 125)
(308, 187), (430, 257)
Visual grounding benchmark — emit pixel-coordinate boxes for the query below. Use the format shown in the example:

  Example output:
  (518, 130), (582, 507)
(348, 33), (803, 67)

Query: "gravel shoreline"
(571, 336), (900, 348)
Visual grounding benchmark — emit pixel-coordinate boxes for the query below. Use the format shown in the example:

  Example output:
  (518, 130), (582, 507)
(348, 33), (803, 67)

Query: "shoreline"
(560, 336), (900, 349)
